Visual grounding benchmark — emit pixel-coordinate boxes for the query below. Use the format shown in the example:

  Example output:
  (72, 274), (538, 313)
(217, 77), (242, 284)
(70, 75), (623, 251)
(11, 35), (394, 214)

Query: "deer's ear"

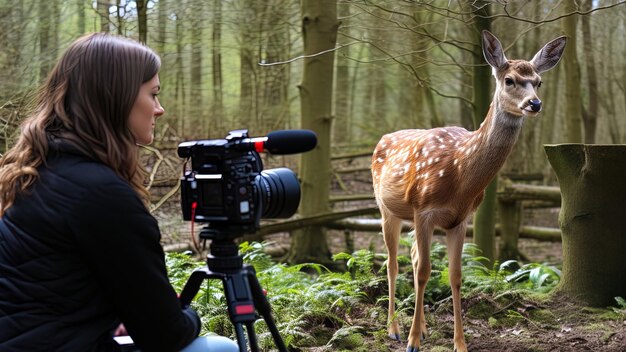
(530, 36), (567, 74)
(482, 30), (508, 70)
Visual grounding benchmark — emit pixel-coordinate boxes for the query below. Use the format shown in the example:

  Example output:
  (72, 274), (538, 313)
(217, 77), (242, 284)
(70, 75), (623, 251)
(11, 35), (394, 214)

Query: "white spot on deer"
(428, 157), (433, 165)
(434, 157), (440, 163)
(453, 159), (458, 166)
(439, 170), (445, 177)
(377, 158), (384, 163)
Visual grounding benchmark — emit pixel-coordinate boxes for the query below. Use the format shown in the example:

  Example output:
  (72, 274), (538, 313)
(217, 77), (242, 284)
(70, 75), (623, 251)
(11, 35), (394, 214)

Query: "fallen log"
(242, 207), (381, 242)
(497, 182), (561, 203)
(241, 215), (562, 243)
(327, 219), (561, 242)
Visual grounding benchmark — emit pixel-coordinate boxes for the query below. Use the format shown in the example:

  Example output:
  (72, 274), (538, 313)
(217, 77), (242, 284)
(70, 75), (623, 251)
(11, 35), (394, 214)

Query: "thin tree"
(211, 0), (224, 134)
(470, 1), (497, 262)
(137, 0), (147, 44)
(580, 0), (598, 144)
(561, 0), (583, 143)
(98, 0), (111, 33)
(189, 1), (204, 137)
(38, 0), (52, 82)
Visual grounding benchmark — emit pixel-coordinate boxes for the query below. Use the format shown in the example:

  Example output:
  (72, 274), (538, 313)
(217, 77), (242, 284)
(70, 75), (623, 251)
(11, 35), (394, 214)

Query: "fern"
(165, 239), (563, 349)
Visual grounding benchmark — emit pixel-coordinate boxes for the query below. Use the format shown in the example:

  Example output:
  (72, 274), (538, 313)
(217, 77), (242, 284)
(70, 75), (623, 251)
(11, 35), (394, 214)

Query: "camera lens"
(256, 168), (301, 218)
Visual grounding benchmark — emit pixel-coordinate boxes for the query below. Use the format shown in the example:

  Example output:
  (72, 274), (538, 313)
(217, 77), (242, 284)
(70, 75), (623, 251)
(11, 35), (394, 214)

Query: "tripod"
(178, 226), (288, 352)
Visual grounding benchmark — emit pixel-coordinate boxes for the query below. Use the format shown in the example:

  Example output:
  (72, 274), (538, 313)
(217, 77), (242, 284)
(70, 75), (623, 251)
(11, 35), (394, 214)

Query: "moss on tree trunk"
(545, 144), (626, 306)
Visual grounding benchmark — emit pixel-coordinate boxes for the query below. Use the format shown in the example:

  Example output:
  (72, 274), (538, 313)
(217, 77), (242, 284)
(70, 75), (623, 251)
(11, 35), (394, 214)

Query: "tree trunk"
(38, 0), (51, 82)
(136, 0), (147, 44)
(471, 1), (496, 262)
(333, 3), (350, 144)
(580, 0), (598, 144)
(262, 4), (290, 131)
(287, 0), (338, 265)
(238, 1), (257, 129)
(174, 11), (186, 137)
(189, 2), (204, 137)
(76, 0), (85, 34)
(98, 0), (111, 33)
(211, 0), (224, 134)
(545, 144), (626, 306)
(498, 199), (523, 260)
(115, 0), (124, 35)
(157, 0), (166, 54)
(561, 0), (583, 143)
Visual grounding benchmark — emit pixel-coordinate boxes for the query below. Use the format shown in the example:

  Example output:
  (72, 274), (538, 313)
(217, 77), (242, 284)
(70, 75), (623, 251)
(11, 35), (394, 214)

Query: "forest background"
(1, 0), (625, 263)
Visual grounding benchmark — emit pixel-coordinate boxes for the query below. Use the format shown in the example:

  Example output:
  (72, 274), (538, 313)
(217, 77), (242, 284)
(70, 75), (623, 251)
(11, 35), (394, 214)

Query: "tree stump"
(545, 144), (626, 306)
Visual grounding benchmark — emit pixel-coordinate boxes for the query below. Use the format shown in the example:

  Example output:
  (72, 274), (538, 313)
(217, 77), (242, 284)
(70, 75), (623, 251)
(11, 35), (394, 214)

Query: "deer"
(371, 30), (566, 352)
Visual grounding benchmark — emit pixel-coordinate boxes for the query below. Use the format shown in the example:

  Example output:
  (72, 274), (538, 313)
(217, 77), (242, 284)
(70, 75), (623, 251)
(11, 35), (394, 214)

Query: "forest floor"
(151, 153), (625, 351)
(156, 202), (626, 351)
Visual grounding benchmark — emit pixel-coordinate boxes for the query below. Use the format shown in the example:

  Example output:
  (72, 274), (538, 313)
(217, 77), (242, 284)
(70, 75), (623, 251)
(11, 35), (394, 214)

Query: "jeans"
(115, 335), (239, 352)
(180, 335), (239, 352)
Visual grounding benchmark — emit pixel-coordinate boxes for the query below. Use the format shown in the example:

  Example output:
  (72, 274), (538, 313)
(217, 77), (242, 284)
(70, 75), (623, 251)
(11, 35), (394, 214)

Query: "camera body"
(178, 130), (303, 236)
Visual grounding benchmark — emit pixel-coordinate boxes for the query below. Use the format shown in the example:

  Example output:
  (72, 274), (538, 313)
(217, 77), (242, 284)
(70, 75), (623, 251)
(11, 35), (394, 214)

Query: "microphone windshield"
(264, 130), (317, 154)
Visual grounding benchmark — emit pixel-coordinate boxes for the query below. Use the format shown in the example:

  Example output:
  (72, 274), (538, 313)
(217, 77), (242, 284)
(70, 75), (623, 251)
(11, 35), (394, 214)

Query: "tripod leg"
(245, 321), (259, 351)
(179, 268), (211, 306)
(234, 322), (248, 352)
(245, 267), (288, 352)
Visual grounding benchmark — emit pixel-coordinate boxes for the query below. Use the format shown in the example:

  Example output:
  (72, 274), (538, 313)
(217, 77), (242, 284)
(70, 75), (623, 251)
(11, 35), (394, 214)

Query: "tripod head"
(198, 226), (245, 273)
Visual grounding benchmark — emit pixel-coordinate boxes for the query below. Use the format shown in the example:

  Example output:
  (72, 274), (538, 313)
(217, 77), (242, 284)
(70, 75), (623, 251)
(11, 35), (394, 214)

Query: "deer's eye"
(505, 78), (515, 87)
(537, 81), (542, 88)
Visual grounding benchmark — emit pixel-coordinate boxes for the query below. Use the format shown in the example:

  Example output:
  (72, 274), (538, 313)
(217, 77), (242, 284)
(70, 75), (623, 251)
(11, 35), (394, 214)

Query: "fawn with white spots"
(371, 31), (566, 352)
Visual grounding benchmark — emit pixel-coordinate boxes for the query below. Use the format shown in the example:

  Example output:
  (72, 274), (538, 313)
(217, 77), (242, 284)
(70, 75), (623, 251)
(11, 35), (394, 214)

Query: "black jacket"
(0, 141), (200, 351)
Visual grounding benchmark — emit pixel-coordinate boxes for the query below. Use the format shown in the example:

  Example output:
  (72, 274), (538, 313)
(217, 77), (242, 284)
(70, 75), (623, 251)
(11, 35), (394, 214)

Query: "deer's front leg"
(407, 220), (433, 352)
(446, 223), (468, 352)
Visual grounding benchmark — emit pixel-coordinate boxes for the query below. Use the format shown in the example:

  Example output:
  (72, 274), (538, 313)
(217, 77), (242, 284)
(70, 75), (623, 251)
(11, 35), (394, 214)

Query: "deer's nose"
(529, 99), (542, 112)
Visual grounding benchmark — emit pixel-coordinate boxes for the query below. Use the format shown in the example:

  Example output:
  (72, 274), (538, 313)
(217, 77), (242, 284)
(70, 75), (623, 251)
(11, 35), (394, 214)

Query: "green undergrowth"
(165, 238), (625, 351)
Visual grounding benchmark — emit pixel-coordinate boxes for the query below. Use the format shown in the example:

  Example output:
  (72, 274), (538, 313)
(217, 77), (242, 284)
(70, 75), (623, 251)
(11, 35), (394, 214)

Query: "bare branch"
(258, 41), (361, 66)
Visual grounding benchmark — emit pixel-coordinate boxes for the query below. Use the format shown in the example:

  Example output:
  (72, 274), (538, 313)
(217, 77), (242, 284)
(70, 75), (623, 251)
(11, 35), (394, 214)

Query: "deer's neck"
(459, 103), (523, 191)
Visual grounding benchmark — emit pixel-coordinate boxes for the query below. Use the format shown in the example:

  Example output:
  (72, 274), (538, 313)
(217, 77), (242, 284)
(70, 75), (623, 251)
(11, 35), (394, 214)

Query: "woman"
(0, 33), (237, 352)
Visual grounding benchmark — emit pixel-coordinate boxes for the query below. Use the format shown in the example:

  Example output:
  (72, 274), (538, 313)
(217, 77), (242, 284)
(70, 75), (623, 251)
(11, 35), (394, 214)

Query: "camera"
(178, 129), (317, 237)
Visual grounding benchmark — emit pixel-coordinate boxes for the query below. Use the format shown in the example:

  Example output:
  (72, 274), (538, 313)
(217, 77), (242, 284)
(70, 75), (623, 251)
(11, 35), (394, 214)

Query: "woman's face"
(129, 74), (164, 145)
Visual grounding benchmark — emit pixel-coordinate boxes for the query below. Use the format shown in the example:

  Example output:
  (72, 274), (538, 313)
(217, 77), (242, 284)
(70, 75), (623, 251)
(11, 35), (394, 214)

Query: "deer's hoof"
(389, 333), (401, 341)
(407, 346), (419, 352)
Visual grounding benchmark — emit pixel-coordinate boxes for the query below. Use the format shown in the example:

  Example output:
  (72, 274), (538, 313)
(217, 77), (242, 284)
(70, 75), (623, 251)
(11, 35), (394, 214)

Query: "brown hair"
(0, 33), (161, 214)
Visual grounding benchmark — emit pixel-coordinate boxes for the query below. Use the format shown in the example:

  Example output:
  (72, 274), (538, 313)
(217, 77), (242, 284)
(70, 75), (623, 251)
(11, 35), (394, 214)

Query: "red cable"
(190, 202), (200, 253)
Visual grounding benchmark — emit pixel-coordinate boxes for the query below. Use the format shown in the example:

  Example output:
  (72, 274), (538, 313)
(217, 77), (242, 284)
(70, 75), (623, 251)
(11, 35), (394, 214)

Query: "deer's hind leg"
(406, 213), (434, 352)
(381, 209), (403, 341)
(446, 222), (468, 352)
